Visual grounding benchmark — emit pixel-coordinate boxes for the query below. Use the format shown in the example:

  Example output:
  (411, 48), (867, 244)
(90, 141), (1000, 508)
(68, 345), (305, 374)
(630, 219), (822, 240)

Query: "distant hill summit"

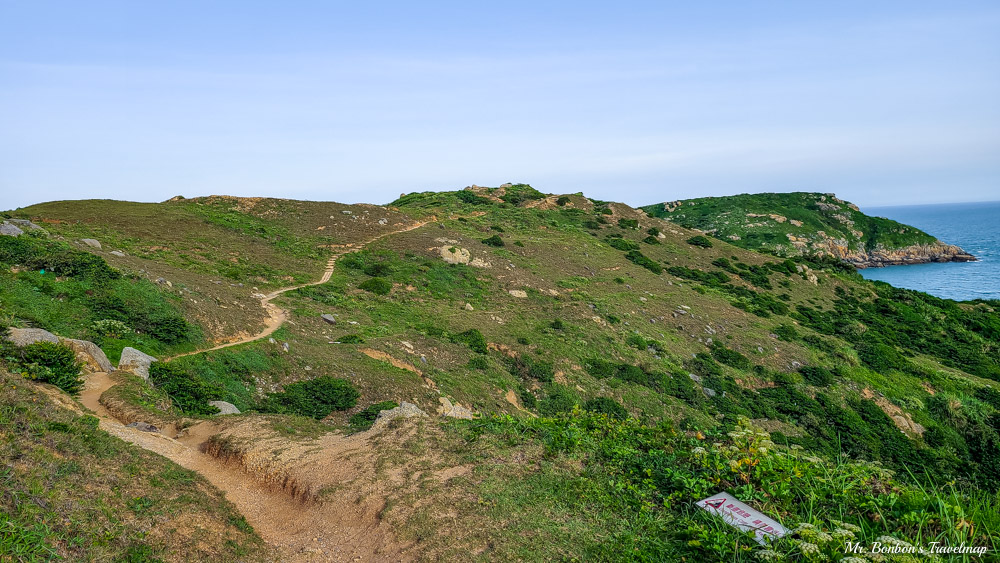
(641, 192), (975, 268)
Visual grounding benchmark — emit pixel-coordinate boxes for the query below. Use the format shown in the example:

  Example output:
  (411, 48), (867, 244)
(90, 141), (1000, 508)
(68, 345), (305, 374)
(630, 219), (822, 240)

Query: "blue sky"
(2, 1), (998, 210)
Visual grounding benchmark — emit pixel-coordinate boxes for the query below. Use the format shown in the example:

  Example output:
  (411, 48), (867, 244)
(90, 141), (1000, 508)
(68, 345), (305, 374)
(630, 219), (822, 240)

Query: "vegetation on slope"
(641, 192), (943, 261)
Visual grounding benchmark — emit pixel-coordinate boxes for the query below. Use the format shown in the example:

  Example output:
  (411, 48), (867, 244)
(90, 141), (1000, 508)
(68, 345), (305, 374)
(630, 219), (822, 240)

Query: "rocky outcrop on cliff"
(811, 239), (976, 268)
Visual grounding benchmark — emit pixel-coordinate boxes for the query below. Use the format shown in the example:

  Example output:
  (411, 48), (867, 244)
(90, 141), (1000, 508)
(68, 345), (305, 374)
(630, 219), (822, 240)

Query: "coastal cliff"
(642, 191), (976, 269)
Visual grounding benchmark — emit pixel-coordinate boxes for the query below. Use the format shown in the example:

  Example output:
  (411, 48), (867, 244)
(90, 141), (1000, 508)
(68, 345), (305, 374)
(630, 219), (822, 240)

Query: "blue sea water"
(859, 201), (1000, 302)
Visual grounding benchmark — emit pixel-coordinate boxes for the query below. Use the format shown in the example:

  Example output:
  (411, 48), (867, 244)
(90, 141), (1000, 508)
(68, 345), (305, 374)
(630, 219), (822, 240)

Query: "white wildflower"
(798, 541), (820, 555)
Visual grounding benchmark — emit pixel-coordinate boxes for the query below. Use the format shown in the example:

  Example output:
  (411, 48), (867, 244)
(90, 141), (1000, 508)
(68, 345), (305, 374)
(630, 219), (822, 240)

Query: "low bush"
(625, 250), (662, 274)
(259, 376), (360, 419)
(348, 401), (399, 430)
(556, 196), (571, 206)
(538, 385), (578, 415)
(481, 235), (505, 247)
(800, 365), (834, 386)
(617, 218), (639, 230)
(583, 397), (628, 420)
(13, 341), (83, 395)
(148, 362), (220, 415)
(358, 277), (392, 295)
(606, 237), (640, 251)
(451, 329), (488, 354)
(686, 235), (713, 248)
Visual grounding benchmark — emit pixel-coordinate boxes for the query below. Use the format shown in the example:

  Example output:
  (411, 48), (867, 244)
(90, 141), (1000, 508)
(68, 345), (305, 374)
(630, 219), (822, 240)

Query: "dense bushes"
(259, 376), (359, 419)
(148, 362), (221, 415)
(480, 235), (504, 247)
(5, 341), (83, 395)
(617, 218), (639, 230)
(538, 385), (578, 415)
(606, 237), (639, 251)
(504, 354), (554, 383)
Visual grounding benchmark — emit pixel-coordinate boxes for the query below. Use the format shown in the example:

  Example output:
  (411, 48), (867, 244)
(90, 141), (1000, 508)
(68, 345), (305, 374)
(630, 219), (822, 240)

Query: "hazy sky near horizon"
(2, 1), (999, 210)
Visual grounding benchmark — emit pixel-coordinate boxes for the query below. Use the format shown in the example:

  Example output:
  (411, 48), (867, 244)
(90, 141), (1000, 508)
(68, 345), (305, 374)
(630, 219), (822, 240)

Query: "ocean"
(859, 201), (1000, 302)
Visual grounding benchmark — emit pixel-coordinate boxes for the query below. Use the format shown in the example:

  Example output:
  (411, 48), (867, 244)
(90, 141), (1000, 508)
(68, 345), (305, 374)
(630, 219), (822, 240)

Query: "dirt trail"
(166, 218), (432, 361)
(76, 219), (433, 561)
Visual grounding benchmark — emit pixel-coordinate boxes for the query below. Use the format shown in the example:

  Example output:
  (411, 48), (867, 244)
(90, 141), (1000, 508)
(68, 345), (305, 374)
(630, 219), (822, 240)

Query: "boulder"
(80, 238), (102, 249)
(371, 401), (428, 430)
(321, 314), (337, 325)
(439, 246), (471, 265)
(109, 250), (126, 257)
(60, 338), (113, 372)
(126, 421), (159, 432)
(6, 327), (59, 347)
(8, 219), (43, 231)
(118, 347), (157, 380)
(0, 222), (23, 237)
(507, 289), (528, 298)
(437, 397), (474, 420)
(209, 401), (241, 415)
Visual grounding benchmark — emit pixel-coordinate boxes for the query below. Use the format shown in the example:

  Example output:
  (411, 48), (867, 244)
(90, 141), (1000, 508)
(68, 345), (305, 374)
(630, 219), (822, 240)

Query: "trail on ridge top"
(167, 218), (433, 361)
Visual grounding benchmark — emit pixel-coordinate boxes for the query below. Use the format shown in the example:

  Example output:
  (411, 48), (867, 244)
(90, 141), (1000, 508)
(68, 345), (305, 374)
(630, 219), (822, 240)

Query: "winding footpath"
(77, 218), (433, 561)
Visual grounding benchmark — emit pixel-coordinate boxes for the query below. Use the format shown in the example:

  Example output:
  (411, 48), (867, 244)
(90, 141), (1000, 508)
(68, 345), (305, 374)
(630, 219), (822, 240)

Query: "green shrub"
(467, 356), (489, 370)
(686, 235), (713, 248)
(338, 334), (364, 344)
(538, 385), (578, 416)
(774, 323), (798, 341)
(800, 366), (834, 386)
(363, 262), (393, 277)
(514, 240), (524, 247)
(452, 329), (488, 354)
(583, 397), (628, 420)
(518, 388), (537, 409)
(348, 401), (399, 430)
(481, 235), (505, 247)
(499, 184), (545, 206)
(550, 319), (565, 330)
(456, 190), (491, 205)
(642, 235), (660, 245)
(617, 218), (639, 230)
(16, 341), (83, 395)
(607, 237), (640, 251)
(624, 250), (662, 274)
(504, 355), (554, 383)
(148, 362), (220, 415)
(358, 277), (392, 295)
(646, 227), (660, 237)
(710, 343), (753, 371)
(556, 196), (571, 206)
(260, 376), (359, 419)
(582, 220), (601, 230)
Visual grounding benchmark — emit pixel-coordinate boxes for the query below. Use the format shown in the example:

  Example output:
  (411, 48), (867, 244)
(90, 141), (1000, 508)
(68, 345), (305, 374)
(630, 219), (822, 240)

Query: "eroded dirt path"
(166, 218), (433, 361)
(77, 219), (434, 561)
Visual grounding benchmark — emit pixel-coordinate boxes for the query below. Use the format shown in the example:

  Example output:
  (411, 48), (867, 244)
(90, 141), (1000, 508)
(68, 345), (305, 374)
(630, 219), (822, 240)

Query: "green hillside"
(641, 192), (972, 267)
(2, 186), (999, 561)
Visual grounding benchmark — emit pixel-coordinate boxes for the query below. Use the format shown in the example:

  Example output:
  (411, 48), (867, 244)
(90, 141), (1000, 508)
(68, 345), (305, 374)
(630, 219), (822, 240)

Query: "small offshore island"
(643, 192), (976, 269)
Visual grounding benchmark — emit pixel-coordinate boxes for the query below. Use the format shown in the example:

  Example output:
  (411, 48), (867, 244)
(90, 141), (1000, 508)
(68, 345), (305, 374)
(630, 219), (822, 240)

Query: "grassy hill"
(641, 192), (975, 267)
(2, 185), (1000, 561)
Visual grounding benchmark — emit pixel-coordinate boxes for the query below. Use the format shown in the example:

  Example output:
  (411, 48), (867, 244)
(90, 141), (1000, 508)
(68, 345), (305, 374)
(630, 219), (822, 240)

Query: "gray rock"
(8, 219), (43, 230)
(109, 250), (126, 257)
(282, 342), (289, 353)
(6, 327), (59, 347)
(0, 222), (23, 237)
(209, 401), (241, 415)
(126, 421), (159, 432)
(378, 218), (388, 225)
(703, 387), (717, 398)
(437, 397), (474, 419)
(80, 238), (102, 249)
(118, 347), (157, 380)
(464, 303), (474, 311)
(371, 401), (428, 430)
(688, 373), (702, 383)
(60, 338), (113, 372)
(321, 314), (337, 325)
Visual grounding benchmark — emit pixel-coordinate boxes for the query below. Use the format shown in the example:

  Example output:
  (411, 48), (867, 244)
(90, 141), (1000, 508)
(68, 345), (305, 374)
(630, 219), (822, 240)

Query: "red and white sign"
(696, 493), (787, 544)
